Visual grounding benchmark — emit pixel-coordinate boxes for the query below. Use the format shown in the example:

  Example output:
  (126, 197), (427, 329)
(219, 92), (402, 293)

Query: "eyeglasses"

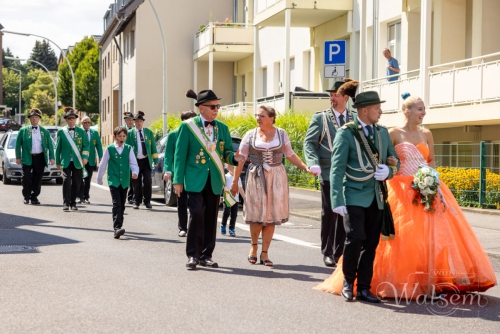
(82, 122), (91, 124)
(254, 114), (268, 119)
(201, 104), (221, 110)
(66, 117), (76, 120)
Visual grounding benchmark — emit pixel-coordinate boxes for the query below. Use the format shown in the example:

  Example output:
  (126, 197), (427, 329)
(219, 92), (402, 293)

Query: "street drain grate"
(0, 245), (37, 253)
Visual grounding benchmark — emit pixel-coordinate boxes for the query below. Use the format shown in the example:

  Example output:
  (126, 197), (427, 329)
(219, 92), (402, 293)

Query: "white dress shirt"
(31, 127), (43, 154)
(357, 118), (374, 137)
(135, 128), (147, 159)
(199, 115), (215, 141)
(333, 109), (348, 127)
(97, 143), (139, 185)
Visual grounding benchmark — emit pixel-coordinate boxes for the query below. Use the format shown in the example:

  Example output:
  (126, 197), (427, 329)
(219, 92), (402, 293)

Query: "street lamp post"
(6, 67), (21, 118)
(2, 30), (76, 110)
(147, 0), (168, 135)
(6, 57), (59, 125)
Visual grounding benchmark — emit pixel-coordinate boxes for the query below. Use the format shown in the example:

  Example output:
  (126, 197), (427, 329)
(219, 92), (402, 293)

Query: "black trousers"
(21, 154), (45, 200)
(342, 198), (383, 290)
(320, 181), (345, 259)
(110, 185), (127, 230)
(132, 158), (152, 205)
(62, 162), (82, 207)
(177, 190), (188, 231)
(221, 202), (238, 229)
(78, 163), (94, 200)
(127, 174), (135, 202)
(186, 174), (220, 259)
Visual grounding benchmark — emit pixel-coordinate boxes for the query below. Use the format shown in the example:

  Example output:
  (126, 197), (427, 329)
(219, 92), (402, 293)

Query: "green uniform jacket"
(163, 128), (178, 179)
(173, 116), (235, 194)
(55, 126), (90, 169)
(15, 125), (55, 166)
(330, 119), (400, 210)
(82, 128), (103, 167)
(125, 127), (159, 166)
(304, 109), (356, 181)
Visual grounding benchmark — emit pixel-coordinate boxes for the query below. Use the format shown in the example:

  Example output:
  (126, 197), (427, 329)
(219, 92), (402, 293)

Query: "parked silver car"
(0, 130), (63, 184)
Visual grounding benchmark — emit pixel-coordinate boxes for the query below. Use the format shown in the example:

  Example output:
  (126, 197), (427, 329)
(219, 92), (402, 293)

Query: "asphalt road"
(0, 177), (499, 333)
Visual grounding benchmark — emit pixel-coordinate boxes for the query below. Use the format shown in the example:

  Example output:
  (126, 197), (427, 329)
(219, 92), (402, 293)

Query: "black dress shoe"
(199, 258), (219, 268)
(341, 280), (354, 301)
(133, 204), (139, 209)
(356, 289), (380, 303)
(323, 255), (335, 267)
(63, 205), (70, 211)
(145, 203), (152, 209)
(114, 228), (125, 239)
(70, 206), (78, 211)
(23, 199), (30, 205)
(186, 257), (199, 270)
(31, 198), (40, 205)
(76, 198), (82, 204)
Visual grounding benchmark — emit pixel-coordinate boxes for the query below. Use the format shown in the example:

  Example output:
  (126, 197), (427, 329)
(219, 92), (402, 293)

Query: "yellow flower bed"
(436, 167), (500, 209)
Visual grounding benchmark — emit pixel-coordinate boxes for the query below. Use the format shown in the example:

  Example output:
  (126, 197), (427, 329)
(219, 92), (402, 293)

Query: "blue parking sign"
(324, 40), (346, 65)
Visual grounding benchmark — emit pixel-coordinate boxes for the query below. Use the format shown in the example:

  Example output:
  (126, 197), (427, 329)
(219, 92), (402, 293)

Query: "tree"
(76, 47), (99, 113)
(2, 48), (25, 72)
(58, 36), (99, 107)
(30, 91), (56, 116)
(22, 70), (55, 113)
(28, 40), (58, 71)
(2, 68), (22, 113)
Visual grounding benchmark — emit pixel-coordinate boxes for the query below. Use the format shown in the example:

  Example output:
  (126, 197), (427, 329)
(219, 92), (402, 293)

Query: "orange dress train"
(315, 142), (497, 299)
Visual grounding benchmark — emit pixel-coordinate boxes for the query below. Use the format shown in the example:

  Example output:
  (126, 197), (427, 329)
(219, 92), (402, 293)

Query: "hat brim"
(28, 113), (41, 118)
(195, 97), (222, 107)
(352, 100), (386, 108)
(64, 114), (79, 119)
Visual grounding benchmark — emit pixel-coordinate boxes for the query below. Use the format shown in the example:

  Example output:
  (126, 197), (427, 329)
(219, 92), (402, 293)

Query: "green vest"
(106, 144), (132, 188)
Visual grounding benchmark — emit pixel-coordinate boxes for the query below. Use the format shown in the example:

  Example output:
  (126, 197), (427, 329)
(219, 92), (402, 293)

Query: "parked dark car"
(0, 119), (22, 132)
(0, 130), (63, 184)
(152, 134), (248, 207)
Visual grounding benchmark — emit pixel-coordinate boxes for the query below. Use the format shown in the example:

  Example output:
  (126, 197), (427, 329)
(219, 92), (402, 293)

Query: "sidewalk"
(288, 187), (500, 257)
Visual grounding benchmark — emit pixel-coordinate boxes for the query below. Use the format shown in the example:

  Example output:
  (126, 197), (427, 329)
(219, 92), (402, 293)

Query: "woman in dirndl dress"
(231, 106), (313, 266)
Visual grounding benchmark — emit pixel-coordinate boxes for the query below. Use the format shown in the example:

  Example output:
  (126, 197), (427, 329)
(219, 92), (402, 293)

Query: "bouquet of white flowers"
(412, 165), (440, 212)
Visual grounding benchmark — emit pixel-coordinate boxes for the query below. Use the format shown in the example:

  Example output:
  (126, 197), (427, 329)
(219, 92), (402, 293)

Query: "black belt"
(31, 153), (43, 156)
(137, 157), (148, 161)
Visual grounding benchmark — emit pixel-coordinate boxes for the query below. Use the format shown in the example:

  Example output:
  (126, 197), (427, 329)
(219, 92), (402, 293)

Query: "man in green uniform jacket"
(125, 111), (158, 209)
(123, 111), (136, 204)
(15, 108), (55, 205)
(163, 110), (197, 237)
(78, 116), (103, 204)
(174, 89), (243, 270)
(330, 91), (399, 303)
(55, 107), (90, 211)
(304, 80), (357, 268)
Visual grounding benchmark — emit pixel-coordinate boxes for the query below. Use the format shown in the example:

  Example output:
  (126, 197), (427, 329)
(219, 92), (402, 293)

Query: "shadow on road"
(197, 266), (324, 283)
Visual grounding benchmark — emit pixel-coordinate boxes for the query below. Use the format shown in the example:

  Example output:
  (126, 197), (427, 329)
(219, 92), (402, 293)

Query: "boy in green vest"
(97, 126), (139, 239)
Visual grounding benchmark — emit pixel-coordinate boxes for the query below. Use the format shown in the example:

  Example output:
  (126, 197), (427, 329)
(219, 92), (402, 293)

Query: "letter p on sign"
(324, 40), (346, 65)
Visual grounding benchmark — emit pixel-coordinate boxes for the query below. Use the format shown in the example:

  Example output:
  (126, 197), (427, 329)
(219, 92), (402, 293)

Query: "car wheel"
(56, 178), (63, 185)
(2, 165), (11, 184)
(164, 180), (177, 207)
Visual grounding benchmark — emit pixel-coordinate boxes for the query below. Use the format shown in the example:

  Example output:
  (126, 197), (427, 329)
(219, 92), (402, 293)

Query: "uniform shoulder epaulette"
(376, 123), (387, 128)
(315, 109), (329, 114)
(341, 121), (355, 130)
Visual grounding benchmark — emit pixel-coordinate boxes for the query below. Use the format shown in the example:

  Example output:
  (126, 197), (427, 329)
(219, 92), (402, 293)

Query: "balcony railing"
(193, 23), (253, 54)
(361, 52), (500, 113)
(255, 0), (282, 15)
(220, 102), (255, 116)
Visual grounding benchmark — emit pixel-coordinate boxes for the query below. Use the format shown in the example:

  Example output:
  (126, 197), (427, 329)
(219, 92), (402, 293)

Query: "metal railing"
(255, 0), (282, 15)
(284, 141), (500, 209)
(220, 102), (255, 116)
(194, 22), (253, 54)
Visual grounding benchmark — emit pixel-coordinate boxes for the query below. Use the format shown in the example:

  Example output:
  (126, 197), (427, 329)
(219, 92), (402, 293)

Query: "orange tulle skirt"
(315, 176), (497, 299)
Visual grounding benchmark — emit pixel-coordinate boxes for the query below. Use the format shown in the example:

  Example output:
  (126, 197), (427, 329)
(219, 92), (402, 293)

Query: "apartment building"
(99, 0), (233, 144)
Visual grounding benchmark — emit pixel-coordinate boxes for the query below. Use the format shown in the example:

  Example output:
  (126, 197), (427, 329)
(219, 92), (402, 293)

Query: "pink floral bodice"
(395, 142), (429, 176)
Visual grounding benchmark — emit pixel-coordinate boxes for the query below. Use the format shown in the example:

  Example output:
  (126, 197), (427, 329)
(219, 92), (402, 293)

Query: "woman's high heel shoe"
(259, 251), (273, 266)
(248, 243), (258, 264)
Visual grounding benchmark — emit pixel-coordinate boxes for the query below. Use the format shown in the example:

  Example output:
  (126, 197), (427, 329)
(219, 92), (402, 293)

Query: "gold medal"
(200, 151), (204, 156)
(219, 141), (224, 152)
(196, 160), (200, 164)
(201, 159), (206, 164)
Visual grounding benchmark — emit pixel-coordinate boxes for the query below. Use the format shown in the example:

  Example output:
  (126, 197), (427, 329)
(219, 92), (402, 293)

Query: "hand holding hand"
(174, 184), (183, 197)
(374, 164), (390, 181)
(332, 206), (348, 217)
(163, 172), (171, 182)
(230, 182), (238, 197)
(234, 149), (245, 163)
(131, 173), (138, 179)
(309, 165), (321, 176)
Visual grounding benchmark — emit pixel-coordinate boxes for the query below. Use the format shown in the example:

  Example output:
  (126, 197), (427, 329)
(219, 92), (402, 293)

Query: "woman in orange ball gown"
(315, 95), (497, 299)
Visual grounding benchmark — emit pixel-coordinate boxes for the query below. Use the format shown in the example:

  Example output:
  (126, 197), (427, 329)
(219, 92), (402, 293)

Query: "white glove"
(374, 164), (390, 181)
(332, 206), (348, 217)
(309, 165), (321, 176)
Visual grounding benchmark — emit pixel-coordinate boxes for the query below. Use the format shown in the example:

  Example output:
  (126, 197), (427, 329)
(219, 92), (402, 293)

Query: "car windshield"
(7, 133), (18, 149)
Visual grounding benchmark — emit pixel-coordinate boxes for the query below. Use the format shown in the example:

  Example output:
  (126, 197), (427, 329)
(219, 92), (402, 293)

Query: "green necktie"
(339, 114), (345, 126)
(366, 125), (374, 143)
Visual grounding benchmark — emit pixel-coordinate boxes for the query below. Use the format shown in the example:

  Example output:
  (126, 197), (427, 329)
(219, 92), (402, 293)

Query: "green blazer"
(173, 116), (235, 194)
(125, 127), (159, 166)
(55, 126), (90, 169)
(163, 128), (178, 179)
(330, 118), (399, 210)
(15, 125), (55, 166)
(82, 128), (103, 167)
(304, 109), (356, 181)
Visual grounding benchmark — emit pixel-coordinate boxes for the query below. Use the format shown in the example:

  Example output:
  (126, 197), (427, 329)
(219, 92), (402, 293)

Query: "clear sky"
(1, 0), (113, 59)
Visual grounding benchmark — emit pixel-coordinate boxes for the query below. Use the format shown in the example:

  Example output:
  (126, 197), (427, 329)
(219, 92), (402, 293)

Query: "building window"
(130, 99), (135, 114)
(262, 67), (267, 97)
(303, 51), (311, 90)
(290, 58), (295, 92)
(108, 51), (110, 69)
(274, 61), (281, 93)
(130, 30), (135, 58)
(124, 32), (128, 59)
(388, 21), (401, 65)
